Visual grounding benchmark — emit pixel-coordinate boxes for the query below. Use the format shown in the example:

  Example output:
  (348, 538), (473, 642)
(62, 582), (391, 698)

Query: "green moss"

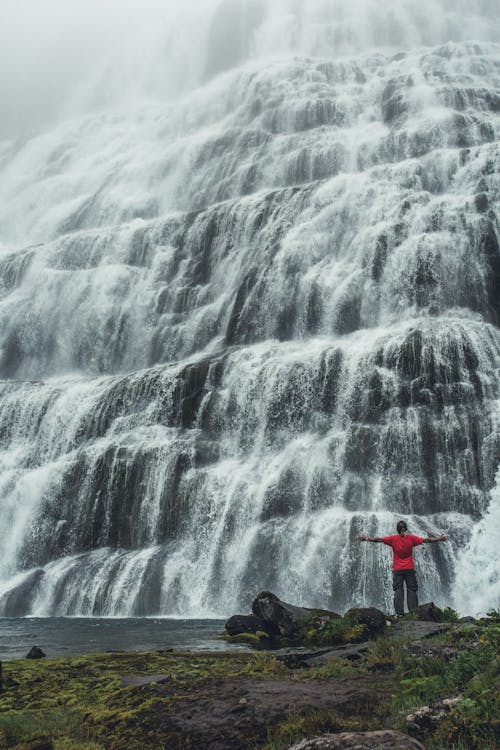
(0, 620), (497, 750)
(296, 613), (367, 646)
(222, 630), (272, 646)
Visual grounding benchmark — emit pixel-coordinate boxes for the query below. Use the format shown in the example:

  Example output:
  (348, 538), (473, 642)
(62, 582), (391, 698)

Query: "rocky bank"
(0, 597), (498, 750)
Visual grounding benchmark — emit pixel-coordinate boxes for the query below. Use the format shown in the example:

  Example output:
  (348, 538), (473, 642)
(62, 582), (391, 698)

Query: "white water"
(0, 0), (499, 616)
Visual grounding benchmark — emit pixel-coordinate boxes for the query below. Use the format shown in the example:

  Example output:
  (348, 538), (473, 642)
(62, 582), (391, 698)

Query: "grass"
(0, 619), (498, 750)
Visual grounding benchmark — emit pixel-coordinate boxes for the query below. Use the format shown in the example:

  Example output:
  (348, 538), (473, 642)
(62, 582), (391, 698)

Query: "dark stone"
(381, 78), (411, 124)
(173, 358), (211, 428)
(481, 219), (500, 324)
(345, 607), (387, 637)
(412, 602), (443, 622)
(225, 268), (259, 344)
(289, 730), (426, 749)
(26, 646), (46, 659)
(0, 569), (44, 617)
(305, 282), (323, 333)
(260, 467), (305, 522)
(372, 234), (388, 281)
(224, 614), (279, 637)
(319, 349), (343, 414)
(252, 592), (310, 635)
(335, 296), (361, 335)
(474, 192), (489, 212)
(251, 592), (340, 636)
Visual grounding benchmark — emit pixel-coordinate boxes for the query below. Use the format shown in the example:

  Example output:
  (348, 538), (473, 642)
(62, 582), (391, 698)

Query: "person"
(358, 520), (447, 615)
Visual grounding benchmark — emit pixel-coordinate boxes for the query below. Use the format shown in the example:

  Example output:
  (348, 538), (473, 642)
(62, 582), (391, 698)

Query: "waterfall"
(0, 0), (499, 617)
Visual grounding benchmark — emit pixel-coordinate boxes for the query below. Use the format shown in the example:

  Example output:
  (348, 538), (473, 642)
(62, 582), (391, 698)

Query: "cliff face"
(0, 0), (499, 616)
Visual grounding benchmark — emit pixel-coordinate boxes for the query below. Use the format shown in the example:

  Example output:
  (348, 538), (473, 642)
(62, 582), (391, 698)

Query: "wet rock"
(406, 696), (463, 738)
(252, 591), (339, 636)
(26, 646), (46, 660)
(0, 569), (44, 617)
(288, 729), (427, 749)
(225, 614), (279, 637)
(345, 607), (387, 636)
(381, 77), (412, 124)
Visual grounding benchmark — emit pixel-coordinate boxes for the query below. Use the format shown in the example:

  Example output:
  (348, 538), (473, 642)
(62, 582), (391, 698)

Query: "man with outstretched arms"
(358, 520), (447, 615)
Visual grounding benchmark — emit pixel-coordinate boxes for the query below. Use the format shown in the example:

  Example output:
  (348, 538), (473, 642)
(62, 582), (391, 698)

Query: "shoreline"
(0, 612), (498, 750)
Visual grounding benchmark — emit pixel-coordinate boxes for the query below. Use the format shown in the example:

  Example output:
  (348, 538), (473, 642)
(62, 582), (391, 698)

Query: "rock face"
(251, 591), (339, 636)
(288, 730), (427, 749)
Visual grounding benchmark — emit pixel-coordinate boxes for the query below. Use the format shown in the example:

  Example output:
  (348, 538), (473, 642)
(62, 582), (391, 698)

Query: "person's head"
(396, 520), (408, 535)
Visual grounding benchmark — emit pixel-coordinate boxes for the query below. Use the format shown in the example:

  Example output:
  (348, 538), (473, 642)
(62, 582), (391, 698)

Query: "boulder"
(345, 607), (387, 636)
(412, 603), (443, 622)
(225, 614), (279, 637)
(406, 697), (463, 738)
(288, 729), (427, 749)
(26, 646), (45, 659)
(252, 591), (339, 636)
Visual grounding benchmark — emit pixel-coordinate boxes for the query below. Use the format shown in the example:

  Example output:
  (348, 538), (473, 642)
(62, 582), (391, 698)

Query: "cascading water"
(0, 0), (498, 617)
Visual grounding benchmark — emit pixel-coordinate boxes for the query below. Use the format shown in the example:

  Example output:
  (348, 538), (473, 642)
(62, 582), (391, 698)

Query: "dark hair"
(396, 520), (408, 533)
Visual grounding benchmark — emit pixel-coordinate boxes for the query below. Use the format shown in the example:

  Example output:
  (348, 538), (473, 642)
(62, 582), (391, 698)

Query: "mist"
(0, 0), (207, 140)
(3, 0), (499, 142)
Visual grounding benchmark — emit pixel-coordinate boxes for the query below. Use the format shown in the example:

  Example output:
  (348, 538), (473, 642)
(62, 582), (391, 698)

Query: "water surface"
(0, 617), (244, 659)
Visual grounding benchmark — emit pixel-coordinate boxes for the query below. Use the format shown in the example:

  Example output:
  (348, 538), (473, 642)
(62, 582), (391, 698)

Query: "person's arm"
(422, 534), (447, 544)
(358, 535), (385, 542)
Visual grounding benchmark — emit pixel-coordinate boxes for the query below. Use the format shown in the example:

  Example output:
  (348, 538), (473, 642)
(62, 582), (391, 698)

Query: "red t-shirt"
(382, 534), (424, 570)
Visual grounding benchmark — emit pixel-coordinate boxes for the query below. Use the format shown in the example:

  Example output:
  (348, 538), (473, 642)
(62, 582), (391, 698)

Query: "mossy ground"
(0, 617), (498, 750)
